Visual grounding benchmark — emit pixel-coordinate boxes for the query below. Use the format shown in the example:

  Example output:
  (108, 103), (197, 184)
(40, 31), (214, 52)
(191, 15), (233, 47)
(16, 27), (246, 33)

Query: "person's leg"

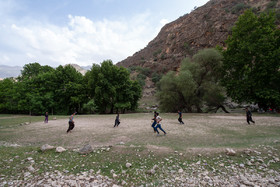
(157, 124), (166, 134)
(114, 120), (117, 127)
(152, 121), (157, 132)
(154, 124), (159, 134)
(67, 122), (72, 133)
(250, 117), (255, 124)
(71, 123), (75, 130)
(247, 117), (250, 124)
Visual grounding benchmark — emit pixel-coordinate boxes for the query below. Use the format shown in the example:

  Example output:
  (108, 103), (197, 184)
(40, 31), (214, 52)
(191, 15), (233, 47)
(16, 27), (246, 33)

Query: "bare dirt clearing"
(2, 113), (280, 153)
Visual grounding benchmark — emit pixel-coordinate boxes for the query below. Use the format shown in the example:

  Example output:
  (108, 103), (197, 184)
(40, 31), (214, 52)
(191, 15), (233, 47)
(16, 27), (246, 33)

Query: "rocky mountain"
(117, 0), (280, 73)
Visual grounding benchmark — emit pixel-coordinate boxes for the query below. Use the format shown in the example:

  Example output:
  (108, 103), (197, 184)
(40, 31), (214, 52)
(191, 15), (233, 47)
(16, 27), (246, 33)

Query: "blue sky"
(0, 0), (209, 67)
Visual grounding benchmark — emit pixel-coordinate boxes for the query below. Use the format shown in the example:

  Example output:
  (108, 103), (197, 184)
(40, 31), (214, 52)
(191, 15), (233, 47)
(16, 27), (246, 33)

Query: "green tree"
(157, 49), (226, 112)
(0, 78), (17, 113)
(222, 10), (280, 110)
(52, 65), (86, 114)
(85, 60), (142, 113)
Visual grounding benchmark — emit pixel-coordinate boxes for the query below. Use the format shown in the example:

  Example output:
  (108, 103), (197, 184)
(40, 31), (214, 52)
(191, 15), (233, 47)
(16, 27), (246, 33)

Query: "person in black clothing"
(67, 112), (77, 133)
(178, 110), (184, 124)
(44, 112), (48, 123)
(245, 107), (255, 124)
(114, 113), (120, 127)
(151, 111), (157, 132)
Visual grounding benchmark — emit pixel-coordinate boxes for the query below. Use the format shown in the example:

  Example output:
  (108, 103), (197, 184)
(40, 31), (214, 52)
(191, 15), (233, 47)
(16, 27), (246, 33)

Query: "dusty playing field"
(3, 113), (280, 153)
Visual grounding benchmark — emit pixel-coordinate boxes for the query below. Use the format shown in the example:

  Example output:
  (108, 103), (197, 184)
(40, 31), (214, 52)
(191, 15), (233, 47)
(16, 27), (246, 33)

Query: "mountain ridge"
(117, 0), (280, 73)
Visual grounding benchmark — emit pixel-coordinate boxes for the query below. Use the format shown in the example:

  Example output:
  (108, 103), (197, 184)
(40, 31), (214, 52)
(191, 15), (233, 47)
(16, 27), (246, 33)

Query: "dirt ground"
(3, 113), (280, 153)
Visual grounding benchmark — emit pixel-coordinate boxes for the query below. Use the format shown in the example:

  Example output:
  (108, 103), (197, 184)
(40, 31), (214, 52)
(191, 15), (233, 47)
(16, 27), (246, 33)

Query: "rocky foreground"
(1, 144), (280, 186)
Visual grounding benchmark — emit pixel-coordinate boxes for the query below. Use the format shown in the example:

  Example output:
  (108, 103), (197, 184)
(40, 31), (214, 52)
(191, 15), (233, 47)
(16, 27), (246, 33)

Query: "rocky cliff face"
(117, 0), (280, 73)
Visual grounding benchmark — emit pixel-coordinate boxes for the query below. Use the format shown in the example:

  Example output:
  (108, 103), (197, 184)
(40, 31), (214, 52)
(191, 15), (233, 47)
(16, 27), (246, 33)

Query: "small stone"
(28, 165), (35, 172)
(56, 146), (66, 153)
(226, 148), (236, 156)
(126, 163), (132, 168)
(113, 173), (118, 178)
(153, 165), (159, 170)
(178, 168), (183, 173)
(79, 144), (93, 154)
(41, 144), (54, 151)
(146, 169), (155, 175)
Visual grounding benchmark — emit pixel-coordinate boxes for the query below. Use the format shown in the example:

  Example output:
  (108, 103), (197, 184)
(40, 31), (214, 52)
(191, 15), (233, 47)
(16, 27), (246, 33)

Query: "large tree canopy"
(157, 48), (227, 113)
(0, 61), (141, 115)
(222, 10), (280, 110)
(85, 60), (142, 113)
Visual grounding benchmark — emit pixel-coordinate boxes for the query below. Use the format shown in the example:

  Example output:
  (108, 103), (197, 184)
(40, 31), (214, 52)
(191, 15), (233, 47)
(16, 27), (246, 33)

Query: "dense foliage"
(222, 10), (280, 110)
(0, 61), (141, 115)
(157, 48), (227, 113)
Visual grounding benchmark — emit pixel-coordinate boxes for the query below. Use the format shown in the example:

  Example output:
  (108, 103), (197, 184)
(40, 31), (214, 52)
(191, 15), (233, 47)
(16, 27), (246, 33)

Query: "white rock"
(113, 173), (118, 178)
(226, 148), (236, 156)
(178, 168), (183, 173)
(28, 165), (35, 172)
(41, 144), (54, 151)
(56, 147), (66, 153)
(153, 165), (159, 170)
(126, 163), (132, 168)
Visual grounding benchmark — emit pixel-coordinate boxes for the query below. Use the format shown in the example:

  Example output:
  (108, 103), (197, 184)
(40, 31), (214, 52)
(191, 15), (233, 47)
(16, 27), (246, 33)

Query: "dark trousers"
(67, 121), (75, 132)
(247, 116), (255, 124)
(114, 119), (120, 127)
(178, 117), (184, 124)
(152, 121), (157, 132)
(155, 124), (166, 134)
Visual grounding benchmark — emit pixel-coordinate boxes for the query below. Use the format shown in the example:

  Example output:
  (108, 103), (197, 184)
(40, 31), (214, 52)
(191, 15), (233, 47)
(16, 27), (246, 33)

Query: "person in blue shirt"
(67, 112), (77, 133)
(178, 110), (184, 124)
(151, 111), (157, 133)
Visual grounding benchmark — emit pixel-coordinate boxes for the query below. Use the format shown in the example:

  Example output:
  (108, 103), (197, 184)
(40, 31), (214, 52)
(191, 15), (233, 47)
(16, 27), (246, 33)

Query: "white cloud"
(0, 12), (160, 67)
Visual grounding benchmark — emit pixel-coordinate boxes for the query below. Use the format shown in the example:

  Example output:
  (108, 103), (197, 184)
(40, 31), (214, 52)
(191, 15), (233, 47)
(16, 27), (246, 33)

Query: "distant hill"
(0, 65), (22, 79)
(117, 0), (280, 73)
(0, 64), (89, 79)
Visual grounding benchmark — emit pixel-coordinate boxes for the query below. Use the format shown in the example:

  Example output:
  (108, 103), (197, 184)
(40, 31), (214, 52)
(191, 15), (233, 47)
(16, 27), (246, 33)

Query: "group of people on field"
(44, 107), (255, 134)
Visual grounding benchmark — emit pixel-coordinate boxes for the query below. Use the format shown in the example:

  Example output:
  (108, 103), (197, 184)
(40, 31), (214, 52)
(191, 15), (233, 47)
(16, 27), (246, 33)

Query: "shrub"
(231, 3), (250, 14)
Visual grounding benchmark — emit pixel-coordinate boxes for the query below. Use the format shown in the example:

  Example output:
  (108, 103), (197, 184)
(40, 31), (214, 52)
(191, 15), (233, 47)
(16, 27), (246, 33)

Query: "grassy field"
(0, 113), (279, 186)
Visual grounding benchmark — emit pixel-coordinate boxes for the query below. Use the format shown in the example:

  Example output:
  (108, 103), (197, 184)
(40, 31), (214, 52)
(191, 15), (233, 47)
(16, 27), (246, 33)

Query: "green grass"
(1, 143), (279, 186)
(0, 113), (279, 185)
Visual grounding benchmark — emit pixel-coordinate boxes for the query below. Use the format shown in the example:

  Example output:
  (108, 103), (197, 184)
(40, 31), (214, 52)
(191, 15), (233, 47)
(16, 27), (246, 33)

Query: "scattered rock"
(146, 169), (155, 175)
(178, 168), (184, 173)
(79, 144), (93, 154)
(226, 148), (236, 156)
(28, 166), (35, 172)
(56, 147), (66, 153)
(41, 144), (54, 151)
(126, 163), (132, 168)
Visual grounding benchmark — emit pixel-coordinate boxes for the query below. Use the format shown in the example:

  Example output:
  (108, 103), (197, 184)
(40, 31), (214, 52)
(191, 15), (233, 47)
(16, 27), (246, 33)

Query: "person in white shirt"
(155, 113), (166, 135)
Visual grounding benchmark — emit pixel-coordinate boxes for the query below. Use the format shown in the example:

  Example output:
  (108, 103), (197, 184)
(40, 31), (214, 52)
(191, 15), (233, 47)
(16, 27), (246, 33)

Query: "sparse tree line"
(0, 60), (141, 115)
(0, 10), (279, 114)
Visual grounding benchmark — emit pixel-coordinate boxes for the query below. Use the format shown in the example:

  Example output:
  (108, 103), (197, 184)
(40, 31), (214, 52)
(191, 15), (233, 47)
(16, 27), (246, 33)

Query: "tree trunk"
(215, 105), (230, 113)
